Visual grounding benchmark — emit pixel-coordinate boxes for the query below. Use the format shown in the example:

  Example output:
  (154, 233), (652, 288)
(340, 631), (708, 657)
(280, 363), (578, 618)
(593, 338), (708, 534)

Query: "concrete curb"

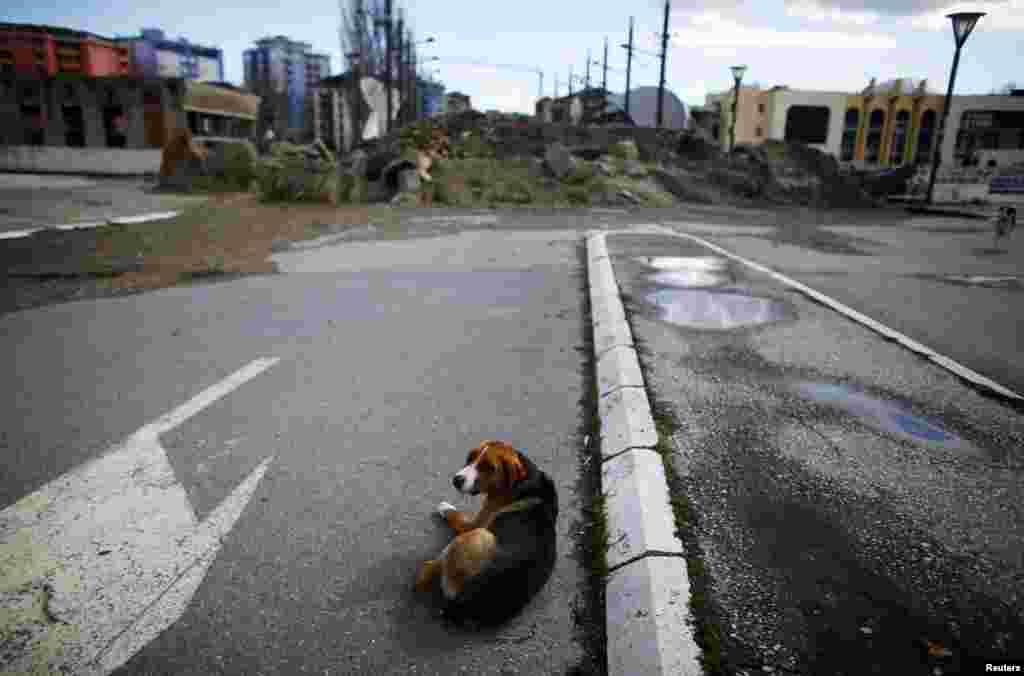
(586, 231), (702, 676)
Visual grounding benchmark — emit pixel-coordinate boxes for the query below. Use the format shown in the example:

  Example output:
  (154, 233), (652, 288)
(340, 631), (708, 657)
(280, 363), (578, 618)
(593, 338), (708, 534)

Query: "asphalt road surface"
(661, 213), (1024, 398)
(2, 203), (1022, 676)
(0, 173), (202, 235)
(1, 228), (600, 675)
(609, 228), (1024, 675)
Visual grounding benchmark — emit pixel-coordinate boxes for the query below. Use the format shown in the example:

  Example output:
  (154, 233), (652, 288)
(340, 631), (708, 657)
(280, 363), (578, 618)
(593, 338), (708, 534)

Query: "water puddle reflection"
(796, 383), (977, 453)
(635, 256), (727, 271)
(645, 288), (792, 330)
(649, 269), (731, 288)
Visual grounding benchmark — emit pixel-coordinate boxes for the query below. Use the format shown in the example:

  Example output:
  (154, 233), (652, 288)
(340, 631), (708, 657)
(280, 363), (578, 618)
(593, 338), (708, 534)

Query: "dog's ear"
(491, 442), (528, 491)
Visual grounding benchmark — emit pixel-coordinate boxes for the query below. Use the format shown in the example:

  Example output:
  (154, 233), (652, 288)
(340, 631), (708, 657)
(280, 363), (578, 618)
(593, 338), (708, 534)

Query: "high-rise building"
(0, 23), (130, 78)
(243, 35), (330, 142)
(115, 28), (224, 83)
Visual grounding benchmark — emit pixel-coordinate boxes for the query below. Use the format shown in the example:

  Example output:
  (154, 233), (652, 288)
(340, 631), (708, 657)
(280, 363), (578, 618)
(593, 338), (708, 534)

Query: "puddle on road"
(645, 288), (792, 330)
(796, 383), (978, 454)
(649, 269), (731, 288)
(635, 256), (727, 271)
(637, 255), (733, 289)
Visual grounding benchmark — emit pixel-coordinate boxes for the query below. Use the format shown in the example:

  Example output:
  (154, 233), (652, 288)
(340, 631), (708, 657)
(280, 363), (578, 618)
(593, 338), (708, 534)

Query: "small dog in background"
(414, 440), (558, 626)
(993, 206), (1017, 249)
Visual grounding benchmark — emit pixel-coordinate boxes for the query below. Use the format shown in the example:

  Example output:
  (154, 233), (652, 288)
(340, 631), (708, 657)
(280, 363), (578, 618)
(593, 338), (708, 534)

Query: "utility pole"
(569, 65), (574, 97)
(410, 31), (417, 121)
(383, 0), (393, 133)
(623, 16), (634, 120)
(395, 13), (404, 126)
(554, 74), (559, 98)
(656, 0), (670, 128)
(602, 37), (608, 93)
(585, 50), (591, 90)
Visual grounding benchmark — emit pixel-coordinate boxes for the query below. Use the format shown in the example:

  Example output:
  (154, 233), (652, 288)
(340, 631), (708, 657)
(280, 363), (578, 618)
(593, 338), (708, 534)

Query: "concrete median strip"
(586, 230), (702, 676)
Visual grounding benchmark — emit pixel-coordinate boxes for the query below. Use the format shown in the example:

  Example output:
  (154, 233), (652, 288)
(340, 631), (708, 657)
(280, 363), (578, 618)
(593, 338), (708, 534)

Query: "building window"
(755, 126), (762, 137)
(21, 104), (45, 145)
(865, 109), (885, 164)
(889, 110), (910, 166)
(103, 104), (127, 148)
(841, 108), (859, 161)
(784, 105), (830, 144)
(63, 105), (85, 147)
(758, 103), (765, 114)
(915, 109), (936, 164)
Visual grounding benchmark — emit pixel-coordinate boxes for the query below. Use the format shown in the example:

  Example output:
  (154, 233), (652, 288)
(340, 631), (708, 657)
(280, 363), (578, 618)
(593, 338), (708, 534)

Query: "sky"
(4, 0), (1023, 114)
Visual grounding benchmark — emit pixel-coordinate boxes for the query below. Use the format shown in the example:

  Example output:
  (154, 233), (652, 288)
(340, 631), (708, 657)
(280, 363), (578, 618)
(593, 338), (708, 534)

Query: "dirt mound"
(348, 116), (876, 210)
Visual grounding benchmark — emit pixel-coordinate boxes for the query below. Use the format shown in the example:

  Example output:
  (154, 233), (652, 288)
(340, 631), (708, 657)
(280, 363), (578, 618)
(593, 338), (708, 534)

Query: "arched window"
(866, 109), (885, 164)
(889, 110), (910, 166)
(841, 108), (859, 161)
(915, 109), (936, 164)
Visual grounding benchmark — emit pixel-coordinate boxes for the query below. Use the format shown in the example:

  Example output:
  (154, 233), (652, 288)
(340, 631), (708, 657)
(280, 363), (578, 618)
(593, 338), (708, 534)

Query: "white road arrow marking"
(0, 357), (280, 675)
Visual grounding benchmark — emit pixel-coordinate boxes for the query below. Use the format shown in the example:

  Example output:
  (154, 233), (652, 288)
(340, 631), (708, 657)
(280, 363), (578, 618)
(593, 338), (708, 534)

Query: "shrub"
(609, 139), (640, 161)
(564, 162), (597, 186)
(256, 144), (337, 203)
(219, 141), (258, 190)
(565, 185), (591, 205)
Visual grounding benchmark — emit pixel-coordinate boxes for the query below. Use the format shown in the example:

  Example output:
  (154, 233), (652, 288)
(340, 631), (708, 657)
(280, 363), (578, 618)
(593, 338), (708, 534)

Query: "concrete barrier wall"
(0, 145), (162, 176)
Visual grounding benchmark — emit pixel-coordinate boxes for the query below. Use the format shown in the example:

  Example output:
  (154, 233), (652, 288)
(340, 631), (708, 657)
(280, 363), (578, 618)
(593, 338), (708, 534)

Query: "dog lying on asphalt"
(414, 440), (558, 625)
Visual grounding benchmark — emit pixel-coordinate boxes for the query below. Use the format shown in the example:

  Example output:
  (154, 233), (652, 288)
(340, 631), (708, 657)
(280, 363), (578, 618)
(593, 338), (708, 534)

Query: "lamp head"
(948, 12), (985, 48)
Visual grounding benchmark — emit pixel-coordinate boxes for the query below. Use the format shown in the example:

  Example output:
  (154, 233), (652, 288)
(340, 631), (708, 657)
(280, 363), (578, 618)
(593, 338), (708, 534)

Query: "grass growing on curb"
(566, 240), (610, 676)
(619, 291), (729, 676)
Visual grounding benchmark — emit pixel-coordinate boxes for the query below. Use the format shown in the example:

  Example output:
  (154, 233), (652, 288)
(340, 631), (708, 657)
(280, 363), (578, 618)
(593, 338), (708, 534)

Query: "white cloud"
(785, 0), (882, 25)
(903, 0), (1024, 31)
(667, 10), (898, 49)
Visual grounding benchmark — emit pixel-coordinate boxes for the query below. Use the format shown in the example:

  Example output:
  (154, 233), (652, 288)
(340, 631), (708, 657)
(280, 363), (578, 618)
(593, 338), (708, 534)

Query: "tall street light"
(729, 64), (747, 152)
(925, 11), (985, 205)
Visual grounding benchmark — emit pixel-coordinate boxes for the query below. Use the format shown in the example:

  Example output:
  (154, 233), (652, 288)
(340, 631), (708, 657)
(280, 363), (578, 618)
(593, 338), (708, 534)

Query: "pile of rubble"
(336, 113), (877, 209)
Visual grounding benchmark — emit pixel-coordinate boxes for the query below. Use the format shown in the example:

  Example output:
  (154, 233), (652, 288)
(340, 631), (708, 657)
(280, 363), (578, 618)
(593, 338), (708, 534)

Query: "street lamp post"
(729, 64), (747, 152)
(924, 11), (985, 205)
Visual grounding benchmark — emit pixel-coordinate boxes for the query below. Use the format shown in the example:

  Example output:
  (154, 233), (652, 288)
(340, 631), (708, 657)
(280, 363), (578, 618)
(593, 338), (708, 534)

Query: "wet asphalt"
(2, 202), (1023, 675)
(1, 228), (601, 675)
(607, 230), (1024, 675)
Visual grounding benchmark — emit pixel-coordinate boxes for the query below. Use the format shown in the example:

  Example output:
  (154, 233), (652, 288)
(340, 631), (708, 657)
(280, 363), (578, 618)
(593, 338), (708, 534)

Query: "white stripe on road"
(0, 357), (280, 675)
(0, 212), (181, 241)
(663, 227), (1023, 402)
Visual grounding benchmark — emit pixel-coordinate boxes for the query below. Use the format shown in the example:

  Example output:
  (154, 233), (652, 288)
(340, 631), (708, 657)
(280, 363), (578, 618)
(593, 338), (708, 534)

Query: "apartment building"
(115, 28), (224, 82)
(243, 35), (330, 142)
(0, 22), (129, 78)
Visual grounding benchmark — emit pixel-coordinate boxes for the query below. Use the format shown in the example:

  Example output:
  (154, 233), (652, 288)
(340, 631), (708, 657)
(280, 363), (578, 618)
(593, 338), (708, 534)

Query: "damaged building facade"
(0, 72), (259, 174)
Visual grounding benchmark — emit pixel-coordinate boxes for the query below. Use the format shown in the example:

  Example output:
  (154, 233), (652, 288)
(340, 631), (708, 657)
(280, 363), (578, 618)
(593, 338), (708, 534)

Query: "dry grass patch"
(90, 192), (398, 293)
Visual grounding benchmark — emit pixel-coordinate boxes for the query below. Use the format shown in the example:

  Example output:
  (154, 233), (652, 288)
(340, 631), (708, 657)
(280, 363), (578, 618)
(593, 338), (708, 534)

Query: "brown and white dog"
(414, 440), (558, 625)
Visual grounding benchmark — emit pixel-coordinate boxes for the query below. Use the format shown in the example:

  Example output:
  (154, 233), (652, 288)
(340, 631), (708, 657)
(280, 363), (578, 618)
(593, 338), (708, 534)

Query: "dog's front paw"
(436, 501), (457, 518)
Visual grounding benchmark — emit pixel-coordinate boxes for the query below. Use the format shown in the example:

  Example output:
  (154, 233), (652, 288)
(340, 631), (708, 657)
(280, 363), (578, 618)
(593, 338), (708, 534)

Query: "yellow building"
(708, 77), (1024, 172)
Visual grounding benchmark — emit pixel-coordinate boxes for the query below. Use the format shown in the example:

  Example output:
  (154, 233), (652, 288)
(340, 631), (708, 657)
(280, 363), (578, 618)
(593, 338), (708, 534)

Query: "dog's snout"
(453, 474), (465, 490)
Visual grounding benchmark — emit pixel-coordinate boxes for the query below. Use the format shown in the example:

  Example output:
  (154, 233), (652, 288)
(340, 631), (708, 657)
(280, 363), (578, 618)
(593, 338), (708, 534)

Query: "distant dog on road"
(414, 440), (558, 626)
(993, 206), (1017, 249)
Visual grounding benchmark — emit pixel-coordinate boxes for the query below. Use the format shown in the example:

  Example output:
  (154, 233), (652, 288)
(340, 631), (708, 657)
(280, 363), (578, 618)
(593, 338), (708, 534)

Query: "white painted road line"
(0, 211), (181, 241)
(0, 357), (280, 676)
(664, 227), (1024, 402)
